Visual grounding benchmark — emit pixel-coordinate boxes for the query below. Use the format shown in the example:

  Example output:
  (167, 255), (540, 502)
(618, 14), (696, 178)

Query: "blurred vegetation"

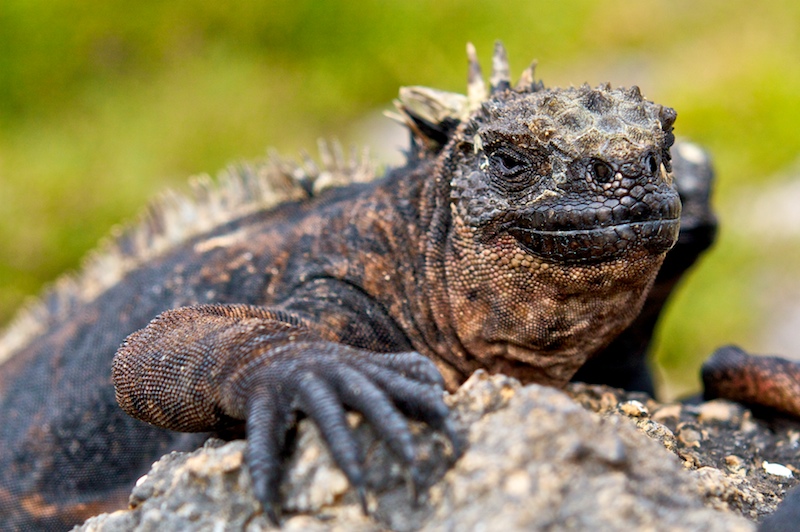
(1, 0), (799, 398)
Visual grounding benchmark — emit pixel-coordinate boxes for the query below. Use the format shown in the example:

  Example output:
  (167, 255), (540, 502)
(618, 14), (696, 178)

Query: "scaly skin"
(703, 346), (800, 418)
(3, 42), (772, 529)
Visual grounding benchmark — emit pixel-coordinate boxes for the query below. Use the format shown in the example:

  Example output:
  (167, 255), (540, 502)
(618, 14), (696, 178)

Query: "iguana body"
(0, 43), (787, 530)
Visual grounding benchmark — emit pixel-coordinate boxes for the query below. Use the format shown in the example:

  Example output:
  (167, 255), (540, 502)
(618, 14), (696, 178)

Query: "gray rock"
(75, 372), (757, 531)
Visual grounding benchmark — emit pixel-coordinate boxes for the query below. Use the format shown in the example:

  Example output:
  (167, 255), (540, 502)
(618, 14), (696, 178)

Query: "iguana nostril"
(645, 153), (658, 174)
(591, 160), (614, 183)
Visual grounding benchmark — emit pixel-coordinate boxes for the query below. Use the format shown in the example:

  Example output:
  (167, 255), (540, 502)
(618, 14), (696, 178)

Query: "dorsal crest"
(0, 142), (376, 363)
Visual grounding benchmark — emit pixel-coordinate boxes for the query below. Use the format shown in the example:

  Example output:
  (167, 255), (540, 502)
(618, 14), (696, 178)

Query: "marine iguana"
(0, 43), (793, 529)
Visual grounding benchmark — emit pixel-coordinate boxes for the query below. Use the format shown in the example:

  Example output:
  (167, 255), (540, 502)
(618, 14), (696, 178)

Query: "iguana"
(0, 42), (794, 530)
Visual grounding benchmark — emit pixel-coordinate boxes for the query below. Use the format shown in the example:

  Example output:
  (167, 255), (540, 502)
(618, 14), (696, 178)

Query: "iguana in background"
(1, 42), (795, 530)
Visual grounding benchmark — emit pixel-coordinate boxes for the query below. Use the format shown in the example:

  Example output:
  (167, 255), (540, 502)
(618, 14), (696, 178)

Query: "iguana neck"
(393, 157), (490, 389)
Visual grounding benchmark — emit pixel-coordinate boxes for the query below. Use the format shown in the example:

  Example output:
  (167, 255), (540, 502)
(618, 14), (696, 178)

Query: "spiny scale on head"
(390, 41), (548, 157)
(466, 43), (488, 111)
(0, 141), (376, 363)
(390, 42), (673, 162)
(489, 41), (511, 94)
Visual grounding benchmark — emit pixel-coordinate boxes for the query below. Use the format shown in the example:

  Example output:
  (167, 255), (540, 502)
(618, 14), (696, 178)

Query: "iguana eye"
(489, 147), (529, 176)
(590, 159), (614, 183)
(644, 153), (659, 174)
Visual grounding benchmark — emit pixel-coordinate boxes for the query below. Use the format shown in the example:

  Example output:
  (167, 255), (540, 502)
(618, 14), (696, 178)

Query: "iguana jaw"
(508, 218), (680, 264)
(501, 177), (682, 264)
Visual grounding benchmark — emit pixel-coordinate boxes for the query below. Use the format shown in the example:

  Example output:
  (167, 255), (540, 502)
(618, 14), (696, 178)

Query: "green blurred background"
(1, 0), (799, 398)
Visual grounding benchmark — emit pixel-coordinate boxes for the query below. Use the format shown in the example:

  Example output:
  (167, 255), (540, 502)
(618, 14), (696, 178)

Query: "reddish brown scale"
(703, 346), (800, 418)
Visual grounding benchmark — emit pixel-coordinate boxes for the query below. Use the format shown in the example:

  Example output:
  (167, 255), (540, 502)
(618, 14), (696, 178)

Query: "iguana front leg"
(112, 304), (455, 522)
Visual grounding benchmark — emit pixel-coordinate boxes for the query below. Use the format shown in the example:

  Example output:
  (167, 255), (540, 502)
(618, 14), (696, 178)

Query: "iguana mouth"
(508, 219), (680, 264)
(503, 186), (682, 264)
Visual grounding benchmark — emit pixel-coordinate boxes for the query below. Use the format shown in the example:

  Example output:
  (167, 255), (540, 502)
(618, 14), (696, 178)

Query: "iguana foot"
(243, 349), (458, 522)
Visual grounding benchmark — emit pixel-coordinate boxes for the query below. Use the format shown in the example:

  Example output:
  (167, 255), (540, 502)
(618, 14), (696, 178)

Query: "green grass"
(1, 0), (799, 397)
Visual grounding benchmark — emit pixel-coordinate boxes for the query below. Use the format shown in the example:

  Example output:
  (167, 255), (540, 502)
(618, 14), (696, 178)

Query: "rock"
(77, 372), (800, 531)
(566, 382), (800, 521)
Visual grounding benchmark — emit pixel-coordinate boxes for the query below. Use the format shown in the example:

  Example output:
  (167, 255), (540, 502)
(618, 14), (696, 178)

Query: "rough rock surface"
(77, 372), (800, 531)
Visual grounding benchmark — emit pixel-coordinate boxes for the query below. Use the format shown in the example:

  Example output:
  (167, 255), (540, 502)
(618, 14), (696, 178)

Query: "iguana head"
(396, 43), (681, 386)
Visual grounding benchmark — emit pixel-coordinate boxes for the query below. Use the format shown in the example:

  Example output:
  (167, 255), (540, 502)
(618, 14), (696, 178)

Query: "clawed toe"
(242, 347), (457, 522)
